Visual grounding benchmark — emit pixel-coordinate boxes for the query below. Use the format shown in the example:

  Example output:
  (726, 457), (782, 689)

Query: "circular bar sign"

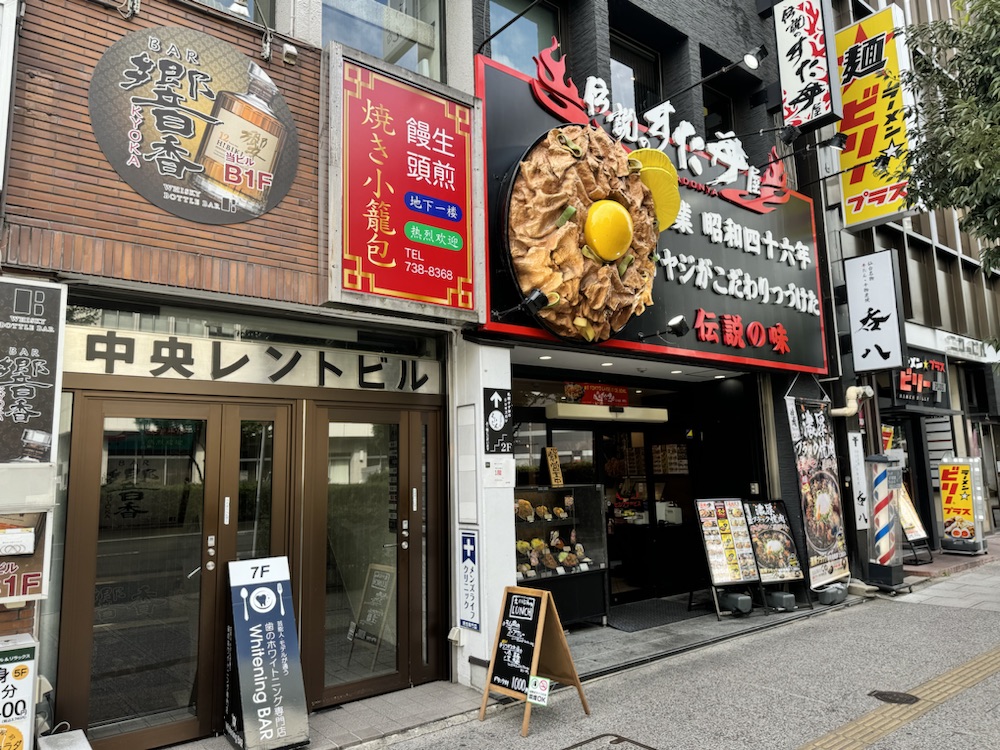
(89, 26), (299, 224)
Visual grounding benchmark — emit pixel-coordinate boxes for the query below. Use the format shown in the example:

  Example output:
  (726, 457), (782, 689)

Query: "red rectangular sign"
(343, 63), (474, 309)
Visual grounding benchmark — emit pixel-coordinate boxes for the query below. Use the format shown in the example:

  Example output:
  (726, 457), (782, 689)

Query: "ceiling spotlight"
(671, 370), (683, 374)
(539, 355), (552, 361)
(601, 362), (614, 367)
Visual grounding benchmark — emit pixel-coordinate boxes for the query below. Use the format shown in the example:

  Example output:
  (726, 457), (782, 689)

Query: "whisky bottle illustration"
(193, 62), (287, 214)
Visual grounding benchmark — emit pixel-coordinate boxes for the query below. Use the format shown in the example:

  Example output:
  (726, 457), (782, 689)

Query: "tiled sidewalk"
(173, 547), (996, 750)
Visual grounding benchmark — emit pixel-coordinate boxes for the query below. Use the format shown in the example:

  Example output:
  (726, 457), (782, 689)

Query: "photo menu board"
(744, 500), (804, 584)
(696, 499), (758, 585)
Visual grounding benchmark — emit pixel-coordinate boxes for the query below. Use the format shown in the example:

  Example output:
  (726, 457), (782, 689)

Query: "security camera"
(282, 43), (298, 65)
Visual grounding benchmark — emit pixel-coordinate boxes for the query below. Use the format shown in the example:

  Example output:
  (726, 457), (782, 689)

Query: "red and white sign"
(342, 61), (474, 310)
(774, 0), (842, 130)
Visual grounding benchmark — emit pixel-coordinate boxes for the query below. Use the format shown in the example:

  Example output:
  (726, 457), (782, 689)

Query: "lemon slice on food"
(638, 166), (682, 233)
(584, 200), (634, 262)
(630, 148), (678, 180)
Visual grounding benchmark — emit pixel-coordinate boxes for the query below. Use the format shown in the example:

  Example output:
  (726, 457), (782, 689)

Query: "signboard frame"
(0, 277), (66, 465)
(937, 458), (987, 555)
(327, 44), (480, 322)
(478, 586), (589, 737)
(225, 557), (309, 750)
(695, 498), (767, 619)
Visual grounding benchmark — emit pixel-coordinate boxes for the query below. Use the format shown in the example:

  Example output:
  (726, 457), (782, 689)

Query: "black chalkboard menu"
(479, 586), (590, 737)
(348, 564), (395, 645)
(744, 500), (804, 584)
(489, 589), (541, 695)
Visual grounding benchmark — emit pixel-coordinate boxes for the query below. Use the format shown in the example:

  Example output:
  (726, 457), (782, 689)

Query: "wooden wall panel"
(2, 0), (323, 306)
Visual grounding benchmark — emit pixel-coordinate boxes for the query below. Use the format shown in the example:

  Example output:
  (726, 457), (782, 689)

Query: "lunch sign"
(477, 41), (827, 374)
(479, 586), (589, 737)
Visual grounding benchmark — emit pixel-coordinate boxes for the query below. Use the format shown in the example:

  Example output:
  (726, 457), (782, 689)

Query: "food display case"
(513, 484), (609, 624)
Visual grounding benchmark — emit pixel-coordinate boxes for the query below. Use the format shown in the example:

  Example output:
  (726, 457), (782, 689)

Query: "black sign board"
(0, 278), (65, 463)
(477, 54), (827, 374)
(347, 564), (396, 669)
(489, 589), (541, 695)
(891, 347), (950, 409)
(480, 586), (589, 737)
(226, 557), (308, 750)
(484, 388), (513, 454)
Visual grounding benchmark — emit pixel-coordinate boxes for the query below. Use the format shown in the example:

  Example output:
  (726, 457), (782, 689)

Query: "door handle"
(187, 566), (202, 579)
(401, 541), (409, 550)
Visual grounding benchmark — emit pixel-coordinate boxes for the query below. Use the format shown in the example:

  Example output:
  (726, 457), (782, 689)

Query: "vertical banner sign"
(835, 5), (914, 229)
(0, 634), (35, 750)
(342, 60), (474, 310)
(460, 530), (481, 631)
(0, 278), (66, 464)
(89, 27), (299, 224)
(788, 398), (850, 587)
(847, 432), (870, 530)
(226, 557), (308, 750)
(844, 252), (905, 372)
(773, 0), (843, 130)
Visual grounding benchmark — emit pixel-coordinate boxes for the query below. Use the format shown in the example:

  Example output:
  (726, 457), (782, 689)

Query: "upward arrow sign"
(490, 392), (503, 408)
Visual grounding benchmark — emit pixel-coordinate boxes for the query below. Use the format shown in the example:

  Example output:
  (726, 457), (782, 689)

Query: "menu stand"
(479, 586), (589, 737)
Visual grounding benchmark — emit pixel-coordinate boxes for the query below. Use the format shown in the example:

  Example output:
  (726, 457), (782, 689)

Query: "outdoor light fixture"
(827, 132), (848, 151)
(742, 45), (768, 70)
(636, 314), (691, 341)
(661, 45), (769, 103)
(731, 124), (802, 145)
(493, 288), (549, 320)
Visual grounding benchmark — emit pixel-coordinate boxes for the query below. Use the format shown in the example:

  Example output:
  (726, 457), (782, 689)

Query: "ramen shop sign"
(341, 62), (474, 311)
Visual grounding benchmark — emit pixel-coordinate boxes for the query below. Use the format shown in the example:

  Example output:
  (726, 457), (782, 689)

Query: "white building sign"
(845, 252), (904, 372)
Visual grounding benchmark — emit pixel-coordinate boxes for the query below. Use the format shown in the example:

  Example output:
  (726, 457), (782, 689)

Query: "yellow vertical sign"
(835, 6), (913, 229)
(940, 463), (975, 540)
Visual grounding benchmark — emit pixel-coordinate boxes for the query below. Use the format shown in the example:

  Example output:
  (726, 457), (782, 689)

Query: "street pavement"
(351, 559), (1000, 750)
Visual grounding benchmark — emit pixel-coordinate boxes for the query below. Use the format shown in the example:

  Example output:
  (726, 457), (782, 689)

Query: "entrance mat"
(606, 596), (710, 633)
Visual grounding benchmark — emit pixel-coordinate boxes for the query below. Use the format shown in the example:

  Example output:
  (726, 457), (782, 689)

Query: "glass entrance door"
(302, 405), (445, 706)
(57, 398), (290, 750)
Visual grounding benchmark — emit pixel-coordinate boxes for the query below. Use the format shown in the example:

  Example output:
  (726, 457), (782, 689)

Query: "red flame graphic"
(721, 147), (792, 213)
(529, 38), (590, 124)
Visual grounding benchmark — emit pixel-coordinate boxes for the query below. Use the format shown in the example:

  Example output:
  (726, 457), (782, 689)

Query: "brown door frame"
(301, 401), (447, 708)
(58, 395), (223, 750)
(57, 390), (296, 750)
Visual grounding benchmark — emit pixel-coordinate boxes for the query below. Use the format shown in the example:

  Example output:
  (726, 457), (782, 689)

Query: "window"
(610, 36), (660, 115)
(323, 0), (442, 81)
(204, 0), (274, 28)
(703, 85), (734, 135)
(488, 0), (559, 77)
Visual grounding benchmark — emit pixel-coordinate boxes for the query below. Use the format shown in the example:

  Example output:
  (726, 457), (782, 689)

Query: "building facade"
(0, 0), (997, 749)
